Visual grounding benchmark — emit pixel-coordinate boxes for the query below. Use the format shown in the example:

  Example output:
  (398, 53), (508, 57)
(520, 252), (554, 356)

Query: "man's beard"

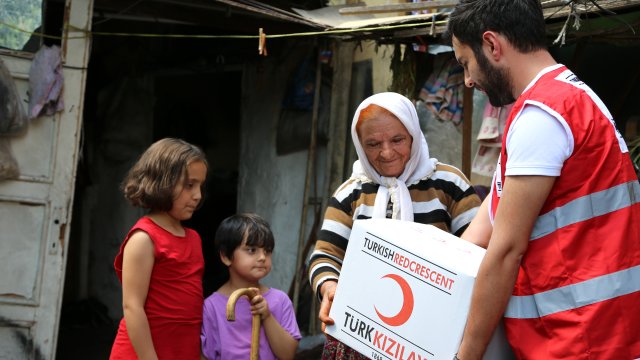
(475, 50), (516, 107)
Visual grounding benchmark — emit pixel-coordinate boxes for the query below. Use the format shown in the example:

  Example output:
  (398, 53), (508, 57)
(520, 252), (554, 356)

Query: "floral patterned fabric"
(322, 337), (367, 360)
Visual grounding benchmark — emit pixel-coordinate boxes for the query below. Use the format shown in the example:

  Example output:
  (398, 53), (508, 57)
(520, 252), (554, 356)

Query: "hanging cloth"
(28, 45), (64, 120)
(472, 100), (513, 177)
(419, 54), (465, 126)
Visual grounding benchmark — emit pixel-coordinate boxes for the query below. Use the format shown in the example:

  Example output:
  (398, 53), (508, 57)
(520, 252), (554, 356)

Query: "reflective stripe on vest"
(505, 264), (640, 319)
(531, 180), (640, 241)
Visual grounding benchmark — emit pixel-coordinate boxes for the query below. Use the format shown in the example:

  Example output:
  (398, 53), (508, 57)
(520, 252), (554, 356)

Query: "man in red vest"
(447, 0), (640, 359)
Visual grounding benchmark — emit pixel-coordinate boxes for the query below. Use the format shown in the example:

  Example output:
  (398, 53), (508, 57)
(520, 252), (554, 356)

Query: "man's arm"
(457, 175), (555, 360)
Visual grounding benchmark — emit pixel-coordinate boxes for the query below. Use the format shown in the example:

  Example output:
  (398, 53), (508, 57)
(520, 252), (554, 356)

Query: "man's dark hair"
(446, 0), (548, 55)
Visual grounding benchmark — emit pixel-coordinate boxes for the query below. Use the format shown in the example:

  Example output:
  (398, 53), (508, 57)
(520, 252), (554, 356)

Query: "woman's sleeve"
(435, 165), (482, 236)
(308, 184), (356, 300)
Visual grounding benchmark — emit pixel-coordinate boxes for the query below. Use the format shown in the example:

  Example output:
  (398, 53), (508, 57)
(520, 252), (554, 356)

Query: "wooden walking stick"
(226, 287), (261, 360)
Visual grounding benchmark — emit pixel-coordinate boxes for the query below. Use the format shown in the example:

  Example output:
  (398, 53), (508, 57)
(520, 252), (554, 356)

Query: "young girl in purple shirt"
(201, 213), (301, 359)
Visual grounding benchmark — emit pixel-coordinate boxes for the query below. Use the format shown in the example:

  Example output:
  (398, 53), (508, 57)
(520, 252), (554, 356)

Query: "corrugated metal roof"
(292, 0), (640, 40)
(90, 0), (640, 43)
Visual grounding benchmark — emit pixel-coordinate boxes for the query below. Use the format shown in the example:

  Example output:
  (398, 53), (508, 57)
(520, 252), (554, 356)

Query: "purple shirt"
(201, 288), (301, 360)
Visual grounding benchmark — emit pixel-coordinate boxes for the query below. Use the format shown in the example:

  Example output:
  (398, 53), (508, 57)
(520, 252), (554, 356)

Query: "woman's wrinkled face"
(358, 112), (413, 178)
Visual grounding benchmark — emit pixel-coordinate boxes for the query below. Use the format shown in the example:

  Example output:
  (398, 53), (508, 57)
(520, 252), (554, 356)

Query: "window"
(0, 0), (43, 51)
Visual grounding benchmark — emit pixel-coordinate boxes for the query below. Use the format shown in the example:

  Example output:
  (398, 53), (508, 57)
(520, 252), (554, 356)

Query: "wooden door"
(0, 0), (93, 358)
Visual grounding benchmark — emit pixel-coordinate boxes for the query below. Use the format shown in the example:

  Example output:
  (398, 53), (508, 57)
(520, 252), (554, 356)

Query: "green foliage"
(0, 0), (42, 50)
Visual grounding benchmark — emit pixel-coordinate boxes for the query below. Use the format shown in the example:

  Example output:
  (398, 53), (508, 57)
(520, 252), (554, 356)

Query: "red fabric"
(507, 292), (640, 359)
(110, 217), (204, 359)
(491, 66), (640, 358)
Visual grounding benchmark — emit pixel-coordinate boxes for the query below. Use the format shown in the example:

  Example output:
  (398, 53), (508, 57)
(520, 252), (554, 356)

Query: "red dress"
(110, 217), (204, 359)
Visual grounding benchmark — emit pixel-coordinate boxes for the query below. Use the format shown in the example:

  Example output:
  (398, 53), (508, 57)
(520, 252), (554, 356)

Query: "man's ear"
(220, 251), (232, 266)
(482, 31), (503, 61)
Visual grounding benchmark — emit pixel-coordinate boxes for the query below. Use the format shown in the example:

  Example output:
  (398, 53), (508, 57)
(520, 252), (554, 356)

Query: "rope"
(0, 19), (449, 42)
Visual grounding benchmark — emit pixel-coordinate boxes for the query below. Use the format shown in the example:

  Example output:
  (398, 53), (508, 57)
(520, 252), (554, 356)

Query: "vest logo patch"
(556, 69), (585, 87)
(494, 154), (503, 197)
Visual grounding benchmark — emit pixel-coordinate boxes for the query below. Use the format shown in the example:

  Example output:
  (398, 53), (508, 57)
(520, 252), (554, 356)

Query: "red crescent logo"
(374, 273), (414, 326)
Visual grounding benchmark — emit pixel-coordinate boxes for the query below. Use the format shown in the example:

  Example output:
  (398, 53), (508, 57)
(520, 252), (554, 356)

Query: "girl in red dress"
(110, 138), (208, 360)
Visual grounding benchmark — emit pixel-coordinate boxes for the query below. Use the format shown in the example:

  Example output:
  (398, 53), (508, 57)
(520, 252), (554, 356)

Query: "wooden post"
(309, 40), (355, 335)
(325, 41), (355, 198)
(292, 48), (322, 313)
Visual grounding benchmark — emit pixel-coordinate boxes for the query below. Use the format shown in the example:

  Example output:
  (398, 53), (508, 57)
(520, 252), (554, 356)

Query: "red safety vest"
(490, 65), (640, 359)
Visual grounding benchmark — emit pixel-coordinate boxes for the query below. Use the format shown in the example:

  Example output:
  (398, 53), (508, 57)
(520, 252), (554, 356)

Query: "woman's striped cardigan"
(309, 163), (481, 298)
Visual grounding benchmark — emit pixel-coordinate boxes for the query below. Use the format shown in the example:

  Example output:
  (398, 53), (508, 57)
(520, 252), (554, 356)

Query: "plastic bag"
(0, 58), (27, 136)
(0, 139), (19, 180)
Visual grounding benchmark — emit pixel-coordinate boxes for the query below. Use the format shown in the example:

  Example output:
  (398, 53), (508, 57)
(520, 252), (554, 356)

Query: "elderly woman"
(309, 92), (481, 359)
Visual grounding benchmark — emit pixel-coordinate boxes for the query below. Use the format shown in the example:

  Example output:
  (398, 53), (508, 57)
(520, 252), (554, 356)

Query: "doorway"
(56, 36), (241, 358)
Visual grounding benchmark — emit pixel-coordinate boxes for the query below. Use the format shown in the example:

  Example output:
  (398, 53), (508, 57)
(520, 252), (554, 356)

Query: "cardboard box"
(325, 218), (514, 360)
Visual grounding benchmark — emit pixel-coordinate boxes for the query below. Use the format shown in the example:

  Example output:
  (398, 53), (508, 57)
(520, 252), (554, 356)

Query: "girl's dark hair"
(215, 213), (275, 260)
(446, 0), (547, 56)
(121, 138), (208, 211)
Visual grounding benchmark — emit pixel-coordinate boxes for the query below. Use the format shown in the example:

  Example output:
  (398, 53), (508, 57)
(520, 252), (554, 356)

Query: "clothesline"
(0, 19), (449, 41)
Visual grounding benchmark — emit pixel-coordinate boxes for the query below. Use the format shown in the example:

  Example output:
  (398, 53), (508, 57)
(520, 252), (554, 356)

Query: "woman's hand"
(318, 280), (338, 332)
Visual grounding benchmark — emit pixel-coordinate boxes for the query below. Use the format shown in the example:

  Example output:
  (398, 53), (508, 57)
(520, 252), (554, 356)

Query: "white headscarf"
(350, 92), (437, 221)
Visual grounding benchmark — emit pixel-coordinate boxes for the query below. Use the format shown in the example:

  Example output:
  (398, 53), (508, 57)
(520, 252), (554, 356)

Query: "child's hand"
(250, 293), (271, 321)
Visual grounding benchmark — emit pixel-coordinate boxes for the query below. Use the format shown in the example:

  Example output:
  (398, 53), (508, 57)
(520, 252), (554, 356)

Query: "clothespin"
(429, 14), (436, 36)
(258, 28), (268, 56)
